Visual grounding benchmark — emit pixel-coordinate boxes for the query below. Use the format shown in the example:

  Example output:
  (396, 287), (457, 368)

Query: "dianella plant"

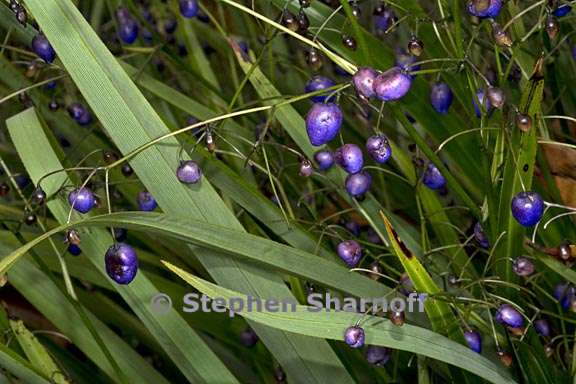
(0, 0), (575, 383)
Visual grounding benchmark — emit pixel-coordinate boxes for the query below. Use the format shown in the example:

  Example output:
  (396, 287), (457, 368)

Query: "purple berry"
(305, 103), (343, 146)
(304, 75), (336, 102)
(334, 144), (364, 174)
(366, 135), (392, 164)
(314, 150), (334, 171)
(430, 82), (453, 114)
(511, 191), (544, 227)
(373, 67), (413, 101)
(176, 160), (202, 184)
(337, 240), (362, 267)
(474, 222), (490, 248)
(137, 190), (158, 211)
(345, 171), (372, 197)
(367, 227), (382, 244)
(345, 221), (361, 236)
(105, 243), (138, 285)
(365, 346), (391, 366)
(464, 330), (482, 353)
(118, 19), (139, 44)
(31, 33), (56, 63)
(353, 68), (378, 99)
(534, 319), (551, 337)
(553, 283), (575, 310)
(422, 163), (446, 190)
(113, 228), (128, 242)
(473, 89), (492, 118)
(344, 325), (365, 348)
(553, 4), (571, 17)
(68, 187), (95, 214)
(67, 244), (82, 256)
(467, 0), (503, 18)
(395, 50), (420, 76)
(239, 327), (259, 347)
(495, 304), (524, 329)
(398, 273), (414, 296)
(512, 257), (535, 276)
(180, 0), (199, 18)
(299, 159), (314, 177)
(67, 103), (92, 126)
(373, 6), (396, 33)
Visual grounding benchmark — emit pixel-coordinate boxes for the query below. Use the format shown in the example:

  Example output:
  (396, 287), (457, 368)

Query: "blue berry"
(118, 19), (139, 44)
(67, 103), (92, 126)
(105, 243), (138, 285)
(337, 240), (362, 267)
(422, 163), (446, 190)
(239, 327), (259, 347)
(464, 330), (482, 353)
(373, 67), (413, 101)
(314, 150), (334, 171)
(31, 33), (56, 63)
(180, 0), (199, 18)
(305, 103), (343, 146)
(335, 144), (364, 174)
(344, 221), (361, 236)
(137, 190), (158, 211)
(473, 89), (492, 118)
(353, 68), (378, 99)
(553, 283), (575, 310)
(344, 325), (365, 348)
(495, 304), (524, 329)
(474, 222), (490, 248)
(430, 82), (453, 114)
(176, 160), (202, 184)
(67, 244), (82, 256)
(512, 257), (534, 276)
(68, 187), (95, 214)
(366, 135), (392, 164)
(345, 171), (372, 197)
(534, 319), (551, 337)
(304, 76), (336, 102)
(553, 5), (571, 17)
(373, 6), (395, 33)
(467, 0), (503, 18)
(511, 191), (544, 227)
(365, 346), (391, 366)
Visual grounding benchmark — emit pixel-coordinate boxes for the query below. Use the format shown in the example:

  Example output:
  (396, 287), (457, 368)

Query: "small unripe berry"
(305, 48), (323, 71)
(342, 35), (357, 51)
(492, 23), (513, 48)
(299, 159), (314, 177)
(388, 310), (405, 326)
(512, 257), (535, 276)
(486, 87), (506, 109)
(407, 37), (424, 56)
(281, 11), (299, 32)
(545, 16), (559, 40)
(516, 113), (532, 132)
(534, 319), (551, 337)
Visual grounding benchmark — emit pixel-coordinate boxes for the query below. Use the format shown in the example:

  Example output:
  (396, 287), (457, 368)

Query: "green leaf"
(163, 261), (517, 384)
(9, 319), (70, 384)
(0, 342), (52, 384)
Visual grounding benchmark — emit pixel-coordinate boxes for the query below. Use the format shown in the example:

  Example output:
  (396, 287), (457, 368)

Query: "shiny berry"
(516, 113), (532, 132)
(534, 319), (551, 337)
(345, 171), (372, 197)
(179, 0), (199, 18)
(474, 222), (490, 248)
(486, 87), (506, 109)
(305, 103), (343, 146)
(68, 244), (82, 256)
(299, 159), (314, 177)
(342, 35), (357, 50)
(497, 350), (513, 367)
(176, 160), (202, 184)
(304, 76), (336, 102)
(296, 10), (310, 33)
(121, 164), (134, 177)
(299, 0), (311, 7)
(32, 187), (46, 205)
(68, 187), (95, 214)
(281, 11), (299, 32)
(344, 325), (365, 348)
(388, 310), (405, 326)
(103, 151), (118, 165)
(553, 4), (572, 17)
(31, 33), (56, 63)
(464, 330), (482, 353)
(495, 304), (524, 329)
(0, 183), (9, 197)
(353, 67), (378, 99)
(118, 19), (139, 44)
(422, 163), (446, 190)
(366, 135), (392, 164)
(430, 82), (453, 114)
(314, 150), (334, 171)
(335, 144), (364, 174)
(105, 243), (138, 285)
(365, 346), (391, 366)
(407, 37), (424, 56)
(66, 229), (81, 245)
(239, 327), (259, 347)
(473, 90), (491, 118)
(467, 0), (503, 18)
(16, 8), (27, 26)
(137, 190), (158, 211)
(492, 23), (513, 47)
(545, 16), (559, 40)
(368, 260), (381, 279)
(337, 240), (362, 267)
(512, 257), (535, 276)
(305, 48), (323, 71)
(24, 213), (37, 226)
(559, 241), (573, 261)
(511, 191), (544, 227)
(373, 67), (413, 101)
